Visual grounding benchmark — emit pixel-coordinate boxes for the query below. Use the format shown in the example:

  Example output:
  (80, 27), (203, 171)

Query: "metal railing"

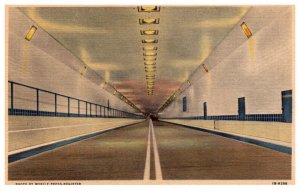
(8, 81), (143, 119)
(160, 114), (284, 122)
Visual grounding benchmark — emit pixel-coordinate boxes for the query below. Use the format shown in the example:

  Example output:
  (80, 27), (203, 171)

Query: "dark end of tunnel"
(148, 114), (159, 121)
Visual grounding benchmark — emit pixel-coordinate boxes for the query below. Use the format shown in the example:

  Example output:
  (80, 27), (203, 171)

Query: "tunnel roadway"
(8, 120), (291, 180)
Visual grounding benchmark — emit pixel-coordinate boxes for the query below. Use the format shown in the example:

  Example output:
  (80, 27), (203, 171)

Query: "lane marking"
(8, 121), (140, 155)
(143, 120), (151, 180)
(150, 119), (163, 180)
(8, 121), (145, 163)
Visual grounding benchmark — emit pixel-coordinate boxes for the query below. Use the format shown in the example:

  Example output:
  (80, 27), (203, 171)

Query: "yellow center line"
(143, 120), (152, 180)
(150, 119), (163, 180)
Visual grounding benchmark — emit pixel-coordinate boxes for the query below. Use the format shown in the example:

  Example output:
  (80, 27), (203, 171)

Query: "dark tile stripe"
(160, 120), (292, 155)
(8, 121), (144, 163)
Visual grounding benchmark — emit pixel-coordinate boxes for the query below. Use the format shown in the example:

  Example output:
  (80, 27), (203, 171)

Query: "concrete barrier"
(161, 119), (291, 143)
(8, 116), (144, 152)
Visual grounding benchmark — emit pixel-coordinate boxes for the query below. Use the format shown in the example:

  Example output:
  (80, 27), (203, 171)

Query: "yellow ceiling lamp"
(146, 74), (155, 77)
(144, 57), (157, 61)
(25, 25), (37, 41)
(241, 22), (252, 38)
(139, 18), (160, 25)
(145, 66), (156, 70)
(142, 39), (158, 43)
(138, 6), (160, 12)
(145, 68), (156, 72)
(144, 61), (156, 66)
(146, 77), (155, 80)
(140, 30), (159, 35)
(143, 52), (157, 56)
(143, 45), (158, 51)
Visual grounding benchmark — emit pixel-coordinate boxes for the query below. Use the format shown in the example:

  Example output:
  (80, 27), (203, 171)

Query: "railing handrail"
(8, 80), (142, 118)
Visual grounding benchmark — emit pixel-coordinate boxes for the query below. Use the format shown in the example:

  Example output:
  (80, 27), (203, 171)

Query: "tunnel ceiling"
(20, 6), (249, 113)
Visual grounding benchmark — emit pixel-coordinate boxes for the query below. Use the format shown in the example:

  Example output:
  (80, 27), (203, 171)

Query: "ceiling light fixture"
(140, 30), (159, 35)
(144, 61), (156, 65)
(142, 39), (158, 43)
(25, 25), (37, 41)
(143, 52), (157, 56)
(145, 69), (156, 72)
(144, 57), (157, 61)
(146, 74), (155, 77)
(143, 46), (158, 51)
(145, 65), (156, 69)
(138, 6), (160, 12)
(146, 77), (155, 80)
(139, 18), (160, 25)
(240, 22), (252, 38)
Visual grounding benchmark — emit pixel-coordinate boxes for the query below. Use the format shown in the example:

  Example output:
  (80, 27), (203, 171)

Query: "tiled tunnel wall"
(158, 6), (293, 144)
(8, 8), (137, 115)
(7, 8), (144, 152)
(159, 6), (294, 119)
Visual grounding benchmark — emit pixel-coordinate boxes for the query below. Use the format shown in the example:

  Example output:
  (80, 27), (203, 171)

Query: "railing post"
(96, 105), (98, 117)
(54, 93), (57, 116)
(78, 100), (80, 117)
(90, 103), (92, 117)
(86, 102), (88, 117)
(100, 106), (102, 117)
(10, 82), (14, 114)
(36, 89), (39, 115)
(68, 97), (70, 116)
(104, 107), (106, 118)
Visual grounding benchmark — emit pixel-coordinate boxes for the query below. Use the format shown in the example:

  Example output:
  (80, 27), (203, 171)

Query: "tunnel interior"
(6, 5), (294, 183)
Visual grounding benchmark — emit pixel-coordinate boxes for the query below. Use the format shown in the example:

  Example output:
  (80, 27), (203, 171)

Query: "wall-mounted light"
(140, 30), (159, 35)
(25, 25), (37, 41)
(139, 18), (160, 25)
(241, 22), (252, 38)
(202, 64), (209, 73)
(100, 82), (108, 89)
(142, 39), (158, 43)
(138, 6), (160, 12)
(80, 65), (87, 76)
